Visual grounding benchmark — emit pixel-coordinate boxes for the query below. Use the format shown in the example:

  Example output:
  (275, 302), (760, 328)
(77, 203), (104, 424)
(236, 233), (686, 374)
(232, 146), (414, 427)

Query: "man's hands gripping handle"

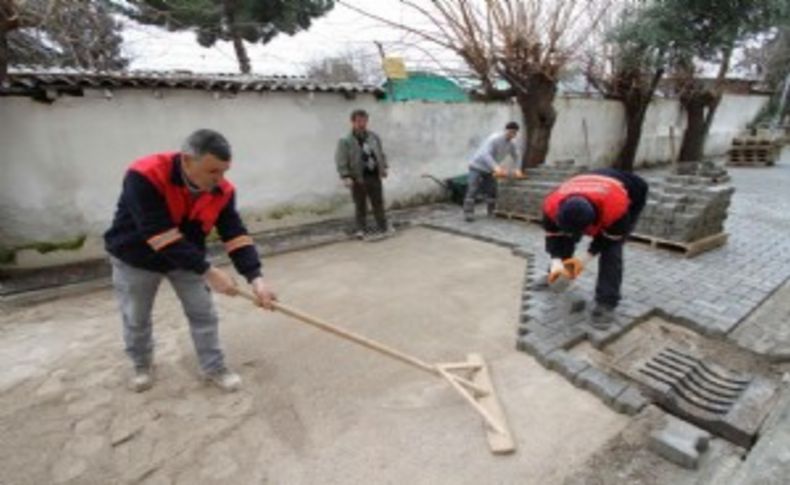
(204, 267), (278, 310)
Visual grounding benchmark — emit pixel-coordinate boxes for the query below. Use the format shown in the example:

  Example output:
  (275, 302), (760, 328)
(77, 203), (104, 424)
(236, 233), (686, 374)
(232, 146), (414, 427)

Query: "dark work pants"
(463, 168), (497, 216)
(351, 174), (387, 232)
(595, 194), (647, 308)
(595, 242), (623, 308)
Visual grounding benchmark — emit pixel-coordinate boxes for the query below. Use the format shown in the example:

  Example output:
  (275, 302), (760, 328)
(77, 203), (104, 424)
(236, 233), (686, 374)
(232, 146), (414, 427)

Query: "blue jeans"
(110, 257), (225, 373)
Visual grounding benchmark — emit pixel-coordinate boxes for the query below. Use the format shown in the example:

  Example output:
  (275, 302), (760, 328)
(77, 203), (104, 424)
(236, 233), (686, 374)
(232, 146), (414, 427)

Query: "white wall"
(0, 88), (768, 268)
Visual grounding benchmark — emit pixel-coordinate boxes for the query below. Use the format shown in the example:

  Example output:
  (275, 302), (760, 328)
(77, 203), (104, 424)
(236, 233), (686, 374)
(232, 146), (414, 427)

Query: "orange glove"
(562, 257), (584, 279)
(563, 253), (594, 279)
(493, 166), (506, 178)
(548, 259), (571, 284)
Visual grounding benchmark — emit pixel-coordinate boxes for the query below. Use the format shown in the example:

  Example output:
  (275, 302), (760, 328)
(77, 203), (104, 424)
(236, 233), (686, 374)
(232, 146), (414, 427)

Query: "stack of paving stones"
(496, 162), (587, 219)
(635, 162), (735, 243)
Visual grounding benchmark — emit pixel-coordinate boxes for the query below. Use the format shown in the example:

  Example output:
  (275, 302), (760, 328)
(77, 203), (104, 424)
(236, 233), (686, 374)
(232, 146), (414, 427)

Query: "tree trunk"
(517, 73), (558, 169)
(678, 48), (732, 163)
(617, 100), (648, 172)
(0, 24), (8, 84)
(222, 0), (251, 74)
(0, 1), (17, 84)
(231, 33), (251, 74)
(616, 69), (663, 171)
(678, 91), (709, 162)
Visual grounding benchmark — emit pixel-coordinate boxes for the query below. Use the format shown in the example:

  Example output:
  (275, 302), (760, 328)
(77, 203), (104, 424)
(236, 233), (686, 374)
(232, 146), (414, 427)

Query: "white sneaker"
(205, 369), (242, 392)
(129, 366), (154, 393)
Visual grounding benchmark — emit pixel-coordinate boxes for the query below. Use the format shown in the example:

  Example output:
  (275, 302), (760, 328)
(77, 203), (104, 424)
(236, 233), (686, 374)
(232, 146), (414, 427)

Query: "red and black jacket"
(104, 152), (262, 281)
(542, 168), (648, 258)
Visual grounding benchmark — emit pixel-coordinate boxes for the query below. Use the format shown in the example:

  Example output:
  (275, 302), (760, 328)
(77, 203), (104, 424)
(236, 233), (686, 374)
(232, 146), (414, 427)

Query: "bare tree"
(584, 1), (666, 171)
(1, 0), (127, 81)
(1, 0), (40, 82)
(306, 48), (382, 84)
(340, 0), (613, 169)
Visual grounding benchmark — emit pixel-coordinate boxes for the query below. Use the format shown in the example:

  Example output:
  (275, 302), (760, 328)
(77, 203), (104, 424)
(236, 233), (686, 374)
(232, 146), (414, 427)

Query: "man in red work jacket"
(105, 129), (277, 392)
(541, 168), (648, 329)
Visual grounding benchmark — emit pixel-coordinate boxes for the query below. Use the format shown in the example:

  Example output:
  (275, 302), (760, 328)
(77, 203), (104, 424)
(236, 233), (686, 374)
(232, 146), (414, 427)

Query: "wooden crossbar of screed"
(236, 290), (515, 454)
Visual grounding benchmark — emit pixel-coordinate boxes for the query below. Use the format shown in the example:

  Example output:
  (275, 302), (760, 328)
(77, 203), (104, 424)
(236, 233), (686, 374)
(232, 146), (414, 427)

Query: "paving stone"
(649, 415), (711, 469)
(576, 366), (629, 403)
(544, 350), (590, 381)
(415, 162), (790, 419)
(516, 333), (559, 358)
(613, 385), (649, 415)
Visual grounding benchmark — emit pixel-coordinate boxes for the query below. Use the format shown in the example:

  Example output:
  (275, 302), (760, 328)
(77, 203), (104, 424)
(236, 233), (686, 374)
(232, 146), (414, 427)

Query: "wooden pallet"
(728, 160), (775, 167)
(628, 232), (728, 258)
(728, 146), (779, 166)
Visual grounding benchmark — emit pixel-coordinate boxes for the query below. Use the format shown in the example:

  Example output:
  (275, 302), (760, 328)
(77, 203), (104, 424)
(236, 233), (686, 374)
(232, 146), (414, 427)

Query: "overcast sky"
(120, 0), (463, 77)
(117, 0), (754, 81)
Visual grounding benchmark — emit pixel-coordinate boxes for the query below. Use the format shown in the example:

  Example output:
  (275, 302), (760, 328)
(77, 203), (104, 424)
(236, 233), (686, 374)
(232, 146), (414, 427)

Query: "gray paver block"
(516, 333), (558, 358)
(613, 385), (649, 415)
(649, 415), (711, 469)
(511, 246), (531, 258)
(576, 366), (629, 403)
(545, 350), (590, 381)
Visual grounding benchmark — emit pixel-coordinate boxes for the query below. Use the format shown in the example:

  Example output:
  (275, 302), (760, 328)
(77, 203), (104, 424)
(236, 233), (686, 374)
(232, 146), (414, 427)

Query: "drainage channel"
(575, 317), (781, 450)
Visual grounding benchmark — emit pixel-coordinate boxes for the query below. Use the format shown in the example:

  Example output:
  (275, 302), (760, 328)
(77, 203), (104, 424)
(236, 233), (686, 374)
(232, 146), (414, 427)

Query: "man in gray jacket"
(464, 121), (520, 221)
(335, 109), (390, 238)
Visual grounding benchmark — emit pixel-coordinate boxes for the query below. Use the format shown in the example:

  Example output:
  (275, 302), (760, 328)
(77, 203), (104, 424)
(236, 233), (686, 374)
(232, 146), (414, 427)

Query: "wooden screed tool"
(236, 290), (515, 455)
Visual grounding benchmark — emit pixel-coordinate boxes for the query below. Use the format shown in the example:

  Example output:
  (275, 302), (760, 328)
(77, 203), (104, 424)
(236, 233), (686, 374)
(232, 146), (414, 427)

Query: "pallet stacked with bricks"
(728, 132), (781, 167)
(635, 163), (734, 245)
(495, 163), (587, 220)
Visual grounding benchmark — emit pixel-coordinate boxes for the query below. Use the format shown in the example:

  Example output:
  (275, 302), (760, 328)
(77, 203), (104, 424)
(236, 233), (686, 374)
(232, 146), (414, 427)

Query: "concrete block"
(613, 385), (649, 415)
(649, 416), (711, 469)
(516, 333), (558, 359)
(576, 366), (629, 403)
(545, 350), (590, 381)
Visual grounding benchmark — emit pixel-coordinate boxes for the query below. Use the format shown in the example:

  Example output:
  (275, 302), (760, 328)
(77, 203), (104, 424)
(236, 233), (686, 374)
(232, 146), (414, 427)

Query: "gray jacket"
(469, 132), (519, 173)
(335, 130), (388, 180)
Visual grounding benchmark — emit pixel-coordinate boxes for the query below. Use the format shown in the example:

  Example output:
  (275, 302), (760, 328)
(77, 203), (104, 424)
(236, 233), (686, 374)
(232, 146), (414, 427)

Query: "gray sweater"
(469, 132), (519, 172)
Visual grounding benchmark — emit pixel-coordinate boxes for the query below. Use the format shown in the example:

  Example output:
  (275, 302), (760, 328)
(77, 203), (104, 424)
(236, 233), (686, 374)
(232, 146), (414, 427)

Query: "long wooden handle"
(237, 290), (437, 375)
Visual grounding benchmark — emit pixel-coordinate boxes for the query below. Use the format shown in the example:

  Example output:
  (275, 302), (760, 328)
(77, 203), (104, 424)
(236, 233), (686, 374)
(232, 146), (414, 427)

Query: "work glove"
(562, 252), (595, 279)
(548, 258), (571, 284)
(493, 165), (506, 178)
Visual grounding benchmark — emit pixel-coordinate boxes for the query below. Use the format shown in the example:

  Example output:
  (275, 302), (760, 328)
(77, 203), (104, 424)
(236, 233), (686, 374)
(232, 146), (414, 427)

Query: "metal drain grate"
(627, 345), (777, 448)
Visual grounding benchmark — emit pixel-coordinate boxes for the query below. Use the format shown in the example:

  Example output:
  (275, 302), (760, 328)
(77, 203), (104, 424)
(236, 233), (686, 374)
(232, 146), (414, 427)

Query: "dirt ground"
(0, 227), (629, 485)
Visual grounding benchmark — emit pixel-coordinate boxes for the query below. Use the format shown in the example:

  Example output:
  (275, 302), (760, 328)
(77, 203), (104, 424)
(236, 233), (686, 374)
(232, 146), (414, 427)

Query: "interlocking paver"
(412, 158), (790, 413)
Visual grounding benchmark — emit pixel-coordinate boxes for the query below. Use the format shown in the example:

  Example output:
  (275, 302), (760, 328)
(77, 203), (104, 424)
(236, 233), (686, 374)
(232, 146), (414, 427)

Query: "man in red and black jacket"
(105, 129), (277, 392)
(541, 168), (648, 329)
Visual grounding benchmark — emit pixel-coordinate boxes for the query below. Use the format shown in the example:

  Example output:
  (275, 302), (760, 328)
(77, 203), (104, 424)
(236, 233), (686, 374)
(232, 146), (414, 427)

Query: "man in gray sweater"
(464, 121), (520, 221)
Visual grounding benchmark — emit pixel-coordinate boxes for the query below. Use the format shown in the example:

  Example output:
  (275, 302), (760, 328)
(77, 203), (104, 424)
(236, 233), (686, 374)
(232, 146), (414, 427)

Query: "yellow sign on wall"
(383, 57), (408, 80)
